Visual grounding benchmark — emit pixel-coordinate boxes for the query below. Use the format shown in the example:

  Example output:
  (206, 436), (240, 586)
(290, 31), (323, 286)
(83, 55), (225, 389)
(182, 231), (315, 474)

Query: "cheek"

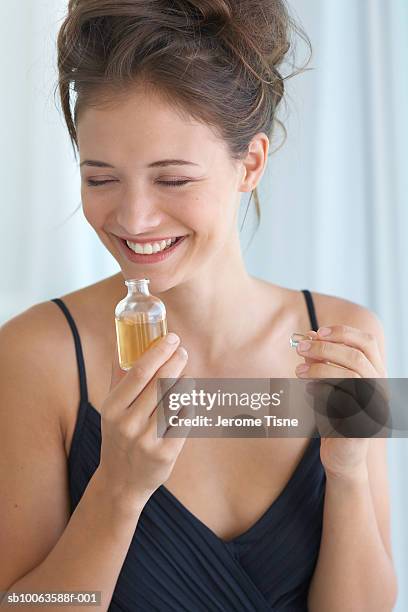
(81, 191), (113, 227)
(179, 189), (231, 231)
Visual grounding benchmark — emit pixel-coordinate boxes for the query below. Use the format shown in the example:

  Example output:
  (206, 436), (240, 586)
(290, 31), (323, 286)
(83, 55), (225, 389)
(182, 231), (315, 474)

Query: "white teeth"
(126, 237), (181, 255)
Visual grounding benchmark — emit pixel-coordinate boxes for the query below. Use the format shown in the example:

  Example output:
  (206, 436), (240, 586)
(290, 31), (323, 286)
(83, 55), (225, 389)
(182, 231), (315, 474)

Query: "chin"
(117, 268), (182, 295)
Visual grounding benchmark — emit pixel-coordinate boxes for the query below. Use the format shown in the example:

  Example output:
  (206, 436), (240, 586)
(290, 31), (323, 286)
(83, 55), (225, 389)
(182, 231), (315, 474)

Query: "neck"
(163, 258), (255, 362)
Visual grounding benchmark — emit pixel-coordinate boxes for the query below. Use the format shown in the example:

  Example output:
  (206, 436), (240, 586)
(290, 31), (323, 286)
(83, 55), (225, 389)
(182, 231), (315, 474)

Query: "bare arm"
(1, 468), (145, 611)
(0, 304), (188, 612)
(306, 300), (398, 611)
(0, 306), (146, 611)
(307, 454), (397, 612)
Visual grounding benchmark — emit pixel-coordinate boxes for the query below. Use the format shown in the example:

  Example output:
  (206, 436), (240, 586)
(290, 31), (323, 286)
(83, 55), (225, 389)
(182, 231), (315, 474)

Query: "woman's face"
(77, 86), (248, 291)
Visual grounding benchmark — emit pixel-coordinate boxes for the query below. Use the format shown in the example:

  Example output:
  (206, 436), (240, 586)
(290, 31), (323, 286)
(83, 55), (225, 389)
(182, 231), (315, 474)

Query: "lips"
(119, 235), (181, 244)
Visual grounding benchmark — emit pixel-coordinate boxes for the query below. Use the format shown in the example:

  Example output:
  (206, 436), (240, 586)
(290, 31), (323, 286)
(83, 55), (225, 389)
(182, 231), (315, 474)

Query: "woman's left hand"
(295, 325), (387, 480)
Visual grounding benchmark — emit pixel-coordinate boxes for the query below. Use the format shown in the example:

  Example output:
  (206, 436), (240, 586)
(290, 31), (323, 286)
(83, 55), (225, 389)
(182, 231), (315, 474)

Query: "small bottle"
(289, 332), (314, 348)
(115, 278), (168, 371)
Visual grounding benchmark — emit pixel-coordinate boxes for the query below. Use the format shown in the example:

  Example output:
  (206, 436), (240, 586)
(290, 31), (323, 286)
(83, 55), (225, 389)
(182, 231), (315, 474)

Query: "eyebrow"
(79, 159), (200, 169)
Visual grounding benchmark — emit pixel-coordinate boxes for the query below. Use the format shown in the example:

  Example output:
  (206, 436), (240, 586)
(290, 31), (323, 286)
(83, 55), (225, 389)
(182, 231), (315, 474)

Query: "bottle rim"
(125, 278), (150, 286)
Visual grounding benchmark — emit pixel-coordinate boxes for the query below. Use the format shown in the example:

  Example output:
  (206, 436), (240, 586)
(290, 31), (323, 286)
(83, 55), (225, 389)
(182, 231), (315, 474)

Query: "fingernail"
(317, 327), (331, 336)
(166, 332), (180, 344)
(298, 341), (312, 352)
(296, 364), (310, 374)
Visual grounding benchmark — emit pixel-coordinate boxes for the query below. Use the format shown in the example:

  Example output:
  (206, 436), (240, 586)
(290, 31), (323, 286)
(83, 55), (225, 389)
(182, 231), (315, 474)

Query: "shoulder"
(310, 289), (382, 326)
(310, 289), (386, 361)
(0, 299), (80, 412)
(0, 301), (75, 459)
(260, 282), (385, 352)
(0, 275), (105, 361)
(0, 299), (75, 376)
(0, 276), (115, 434)
(253, 282), (386, 360)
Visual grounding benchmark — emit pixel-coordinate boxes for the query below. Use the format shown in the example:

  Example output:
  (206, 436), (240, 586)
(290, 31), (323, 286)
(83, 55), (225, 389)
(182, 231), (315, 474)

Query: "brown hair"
(56, 0), (312, 230)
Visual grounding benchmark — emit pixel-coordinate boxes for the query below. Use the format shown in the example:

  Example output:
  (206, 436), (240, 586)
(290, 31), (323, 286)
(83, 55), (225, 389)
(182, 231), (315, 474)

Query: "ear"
(238, 132), (269, 193)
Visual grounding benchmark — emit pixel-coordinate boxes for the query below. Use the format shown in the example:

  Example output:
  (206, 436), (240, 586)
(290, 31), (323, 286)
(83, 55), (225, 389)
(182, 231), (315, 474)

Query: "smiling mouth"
(118, 234), (188, 262)
(123, 235), (185, 254)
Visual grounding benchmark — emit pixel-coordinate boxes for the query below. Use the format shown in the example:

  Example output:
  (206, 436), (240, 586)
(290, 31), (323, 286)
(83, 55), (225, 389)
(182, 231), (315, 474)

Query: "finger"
(146, 376), (196, 442)
(106, 332), (182, 416)
(292, 332), (319, 367)
(156, 412), (194, 458)
(297, 360), (361, 379)
(303, 356), (345, 370)
(110, 333), (178, 392)
(135, 378), (195, 460)
(297, 338), (376, 377)
(119, 347), (190, 432)
(300, 331), (342, 368)
(134, 347), (190, 424)
(315, 324), (383, 373)
(296, 331), (339, 372)
(303, 355), (327, 365)
(110, 337), (128, 390)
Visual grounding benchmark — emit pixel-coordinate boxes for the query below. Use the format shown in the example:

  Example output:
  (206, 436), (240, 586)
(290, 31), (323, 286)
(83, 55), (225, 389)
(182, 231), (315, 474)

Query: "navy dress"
(51, 289), (326, 611)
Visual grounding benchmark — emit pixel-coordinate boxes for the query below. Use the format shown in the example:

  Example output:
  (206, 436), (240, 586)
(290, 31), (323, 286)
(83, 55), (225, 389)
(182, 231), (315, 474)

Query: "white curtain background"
(1, 1), (407, 608)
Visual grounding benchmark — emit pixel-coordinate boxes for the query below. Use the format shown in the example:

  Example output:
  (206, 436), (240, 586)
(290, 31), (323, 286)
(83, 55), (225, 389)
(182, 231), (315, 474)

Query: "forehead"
(76, 86), (224, 163)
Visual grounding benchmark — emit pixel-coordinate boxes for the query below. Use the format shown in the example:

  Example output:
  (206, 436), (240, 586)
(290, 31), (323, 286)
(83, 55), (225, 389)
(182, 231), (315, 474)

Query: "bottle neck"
(125, 279), (150, 296)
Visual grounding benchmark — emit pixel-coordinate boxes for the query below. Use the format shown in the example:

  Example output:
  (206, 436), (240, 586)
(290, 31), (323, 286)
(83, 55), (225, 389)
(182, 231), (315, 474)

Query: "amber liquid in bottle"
(115, 278), (168, 371)
(115, 317), (168, 370)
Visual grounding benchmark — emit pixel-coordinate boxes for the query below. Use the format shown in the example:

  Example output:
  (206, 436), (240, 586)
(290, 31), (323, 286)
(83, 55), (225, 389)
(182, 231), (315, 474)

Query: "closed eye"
(86, 179), (116, 187)
(86, 179), (191, 188)
(158, 180), (191, 187)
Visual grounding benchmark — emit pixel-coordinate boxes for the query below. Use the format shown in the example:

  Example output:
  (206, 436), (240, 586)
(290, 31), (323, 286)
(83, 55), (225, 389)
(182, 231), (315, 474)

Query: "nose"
(116, 184), (163, 234)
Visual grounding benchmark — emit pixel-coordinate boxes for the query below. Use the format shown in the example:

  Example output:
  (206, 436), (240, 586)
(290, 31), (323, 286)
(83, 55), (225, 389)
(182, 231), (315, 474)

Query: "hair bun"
(174, 0), (295, 84)
(181, 0), (233, 34)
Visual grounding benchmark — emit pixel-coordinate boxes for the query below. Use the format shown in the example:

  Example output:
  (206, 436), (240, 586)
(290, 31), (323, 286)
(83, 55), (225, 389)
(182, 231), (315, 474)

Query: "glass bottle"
(115, 278), (168, 371)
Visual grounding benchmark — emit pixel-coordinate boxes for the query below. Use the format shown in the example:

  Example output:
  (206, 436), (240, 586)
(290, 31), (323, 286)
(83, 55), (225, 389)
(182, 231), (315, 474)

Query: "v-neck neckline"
(157, 436), (319, 547)
(85, 401), (319, 547)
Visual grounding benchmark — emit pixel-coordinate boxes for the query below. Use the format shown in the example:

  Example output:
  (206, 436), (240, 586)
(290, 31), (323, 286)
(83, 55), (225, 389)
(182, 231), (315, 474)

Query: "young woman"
(0, 1), (397, 610)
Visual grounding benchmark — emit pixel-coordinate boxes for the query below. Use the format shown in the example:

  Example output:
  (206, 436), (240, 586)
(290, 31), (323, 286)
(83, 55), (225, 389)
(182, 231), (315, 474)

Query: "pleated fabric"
(51, 289), (326, 612)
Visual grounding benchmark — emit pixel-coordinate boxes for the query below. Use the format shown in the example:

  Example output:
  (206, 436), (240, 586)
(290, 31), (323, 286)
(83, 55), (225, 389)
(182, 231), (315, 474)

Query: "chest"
(153, 346), (316, 540)
(160, 435), (316, 541)
(66, 323), (316, 542)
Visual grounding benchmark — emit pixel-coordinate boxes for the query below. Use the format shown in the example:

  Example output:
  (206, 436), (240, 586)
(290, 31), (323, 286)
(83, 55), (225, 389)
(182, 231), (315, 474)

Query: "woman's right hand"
(97, 332), (191, 512)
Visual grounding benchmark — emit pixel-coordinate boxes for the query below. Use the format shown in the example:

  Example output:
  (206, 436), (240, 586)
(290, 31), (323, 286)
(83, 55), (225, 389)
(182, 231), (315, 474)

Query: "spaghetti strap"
(300, 289), (322, 440)
(301, 289), (319, 332)
(50, 298), (89, 404)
